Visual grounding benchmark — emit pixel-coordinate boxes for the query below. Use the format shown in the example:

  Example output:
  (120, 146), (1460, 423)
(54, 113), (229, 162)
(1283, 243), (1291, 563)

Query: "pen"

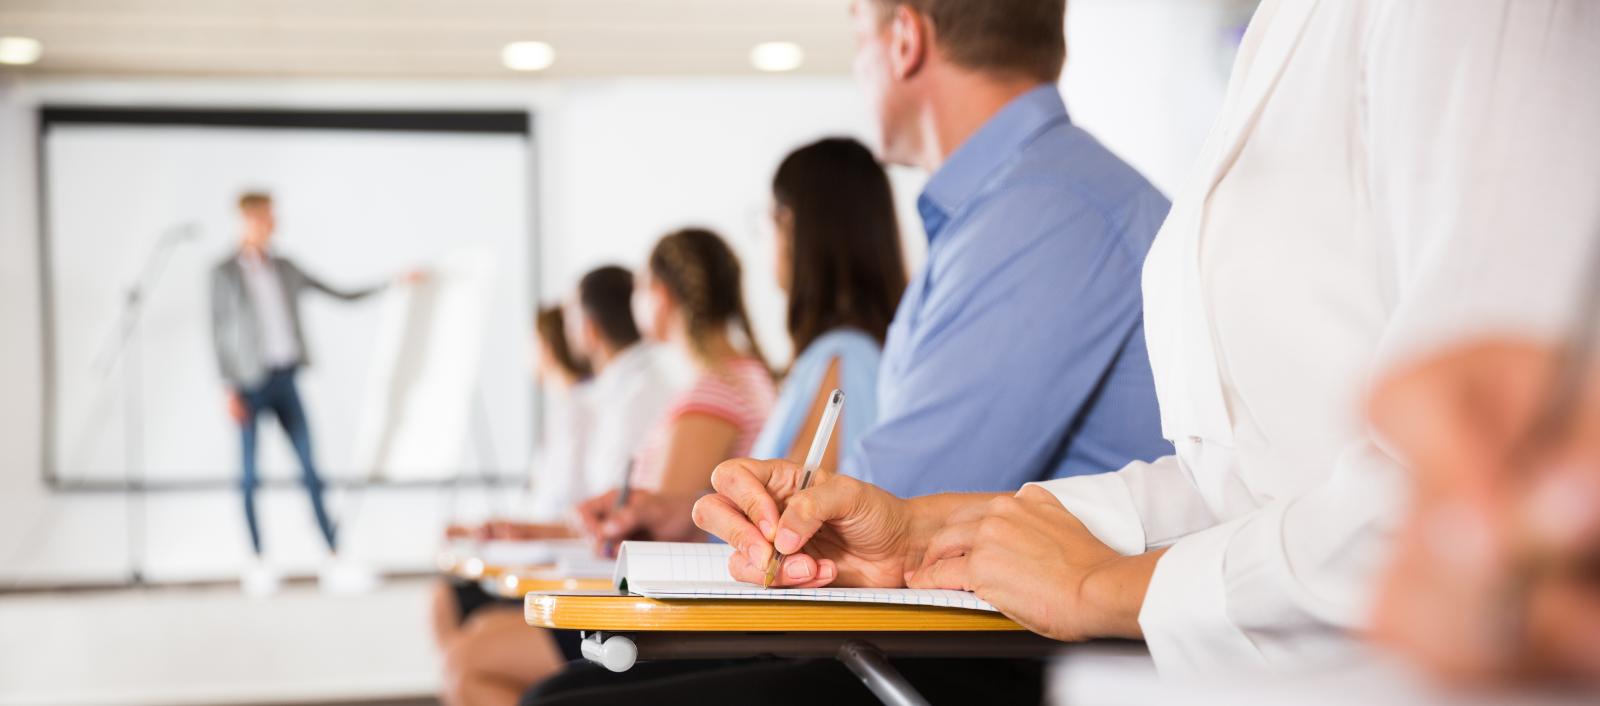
(763, 389), (844, 588)
(605, 458), (635, 558)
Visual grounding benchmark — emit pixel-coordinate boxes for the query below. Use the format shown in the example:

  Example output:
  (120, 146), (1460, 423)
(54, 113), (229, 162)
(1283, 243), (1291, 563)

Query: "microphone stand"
(91, 223), (197, 588)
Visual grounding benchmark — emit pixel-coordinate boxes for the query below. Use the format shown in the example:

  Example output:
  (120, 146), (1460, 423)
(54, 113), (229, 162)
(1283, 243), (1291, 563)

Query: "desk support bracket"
(837, 639), (931, 706)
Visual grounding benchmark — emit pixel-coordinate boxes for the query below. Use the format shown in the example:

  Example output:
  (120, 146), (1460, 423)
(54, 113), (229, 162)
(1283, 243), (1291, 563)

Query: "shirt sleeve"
(1053, 0), (1600, 675)
(845, 184), (1161, 496)
(285, 259), (385, 301)
(1031, 454), (1216, 557)
(210, 266), (240, 387)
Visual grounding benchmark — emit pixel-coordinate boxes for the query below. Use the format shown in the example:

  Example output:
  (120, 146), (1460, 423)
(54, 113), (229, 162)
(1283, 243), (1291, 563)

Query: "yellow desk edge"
(491, 572), (614, 598)
(525, 592), (1026, 632)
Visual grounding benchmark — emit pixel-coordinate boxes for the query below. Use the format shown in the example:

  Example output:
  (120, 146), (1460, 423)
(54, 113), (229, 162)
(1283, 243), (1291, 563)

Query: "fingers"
(692, 493), (770, 566)
(726, 548), (837, 588)
(599, 505), (640, 543)
(708, 458), (793, 540)
(920, 519), (978, 567)
(774, 475), (864, 555)
(1522, 461), (1600, 552)
(575, 490), (619, 539)
(906, 555), (972, 591)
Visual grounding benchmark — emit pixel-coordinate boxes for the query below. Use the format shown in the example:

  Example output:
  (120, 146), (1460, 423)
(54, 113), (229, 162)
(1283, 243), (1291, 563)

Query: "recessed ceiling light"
(0, 36), (43, 66)
(501, 41), (555, 72)
(750, 41), (804, 72)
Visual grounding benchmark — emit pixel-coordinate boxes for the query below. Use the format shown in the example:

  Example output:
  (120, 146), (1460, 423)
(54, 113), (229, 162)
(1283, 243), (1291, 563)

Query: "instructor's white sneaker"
(240, 559), (282, 597)
(318, 558), (380, 595)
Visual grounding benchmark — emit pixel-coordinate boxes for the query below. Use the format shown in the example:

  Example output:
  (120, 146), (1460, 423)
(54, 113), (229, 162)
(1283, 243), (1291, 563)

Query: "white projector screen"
(41, 113), (534, 485)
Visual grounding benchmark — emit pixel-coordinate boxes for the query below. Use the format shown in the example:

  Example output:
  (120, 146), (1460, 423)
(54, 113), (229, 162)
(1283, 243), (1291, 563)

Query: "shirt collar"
(916, 84), (1070, 242)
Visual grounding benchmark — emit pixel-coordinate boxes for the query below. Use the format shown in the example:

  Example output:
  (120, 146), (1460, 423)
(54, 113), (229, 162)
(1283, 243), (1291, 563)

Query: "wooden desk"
(525, 592), (1060, 706)
(527, 592), (1025, 632)
(489, 571), (612, 599)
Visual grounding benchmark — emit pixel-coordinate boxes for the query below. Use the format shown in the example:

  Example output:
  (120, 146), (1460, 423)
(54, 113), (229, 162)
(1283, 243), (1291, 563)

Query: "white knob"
(580, 635), (637, 672)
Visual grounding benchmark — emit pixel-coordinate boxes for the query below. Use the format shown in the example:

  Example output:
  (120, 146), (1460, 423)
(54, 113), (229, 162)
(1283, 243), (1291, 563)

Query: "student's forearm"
(900, 492), (1005, 567)
(1079, 547), (1167, 640)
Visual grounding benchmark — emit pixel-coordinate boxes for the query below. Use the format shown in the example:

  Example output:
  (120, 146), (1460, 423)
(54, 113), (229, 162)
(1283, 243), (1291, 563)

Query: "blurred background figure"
(1369, 339), (1600, 686)
(431, 269), (678, 706)
(212, 191), (419, 596)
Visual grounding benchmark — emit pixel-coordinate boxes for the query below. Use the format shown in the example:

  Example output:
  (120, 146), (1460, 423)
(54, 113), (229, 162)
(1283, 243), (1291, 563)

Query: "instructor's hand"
(227, 391), (247, 425)
(692, 458), (911, 589)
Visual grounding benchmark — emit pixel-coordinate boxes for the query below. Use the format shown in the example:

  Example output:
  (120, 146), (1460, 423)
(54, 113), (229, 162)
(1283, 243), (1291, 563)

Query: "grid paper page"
(612, 542), (737, 588)
(627, 581), (997, 612)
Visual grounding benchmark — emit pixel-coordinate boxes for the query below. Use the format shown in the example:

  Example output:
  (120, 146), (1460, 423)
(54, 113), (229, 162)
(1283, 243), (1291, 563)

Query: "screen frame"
(35, 106), (539, 492)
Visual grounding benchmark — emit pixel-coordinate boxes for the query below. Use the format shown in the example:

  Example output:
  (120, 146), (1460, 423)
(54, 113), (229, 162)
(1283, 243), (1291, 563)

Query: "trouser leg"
(273, 370), (338, 553)
(239, 389), (263, 555)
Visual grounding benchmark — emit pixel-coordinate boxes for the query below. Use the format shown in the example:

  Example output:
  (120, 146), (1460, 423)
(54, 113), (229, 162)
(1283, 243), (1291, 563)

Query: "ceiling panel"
(0, 0), (858, 77)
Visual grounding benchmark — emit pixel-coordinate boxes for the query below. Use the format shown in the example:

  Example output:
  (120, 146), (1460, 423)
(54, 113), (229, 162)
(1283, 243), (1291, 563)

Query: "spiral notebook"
(611, 541), (996, 612)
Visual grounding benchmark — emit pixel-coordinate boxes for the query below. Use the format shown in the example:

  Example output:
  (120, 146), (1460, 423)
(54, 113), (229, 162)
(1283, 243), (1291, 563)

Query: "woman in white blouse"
(691, 0), (1600, 677)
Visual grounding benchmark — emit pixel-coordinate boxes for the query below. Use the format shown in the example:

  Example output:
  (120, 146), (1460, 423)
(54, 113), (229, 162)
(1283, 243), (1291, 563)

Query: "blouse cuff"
(1137, 516), (1264, 677)
(1028, 473), (1146, 557)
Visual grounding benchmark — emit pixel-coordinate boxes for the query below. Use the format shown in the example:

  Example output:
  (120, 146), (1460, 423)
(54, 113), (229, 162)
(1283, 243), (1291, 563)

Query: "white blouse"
(1037, 0), (1600, 676)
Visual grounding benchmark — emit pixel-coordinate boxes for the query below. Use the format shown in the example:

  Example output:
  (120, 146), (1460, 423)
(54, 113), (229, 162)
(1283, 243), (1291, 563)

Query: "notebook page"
(627, 581), (997, 612)
(612, 541), (737, 588)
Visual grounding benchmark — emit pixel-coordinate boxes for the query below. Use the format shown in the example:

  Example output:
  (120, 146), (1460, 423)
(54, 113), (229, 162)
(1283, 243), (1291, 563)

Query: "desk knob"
(581, 634), (638, 672)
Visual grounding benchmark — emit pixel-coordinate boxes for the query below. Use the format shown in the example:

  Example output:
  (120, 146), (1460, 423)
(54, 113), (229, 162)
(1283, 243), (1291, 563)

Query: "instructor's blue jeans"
(239, 367), (337, 555)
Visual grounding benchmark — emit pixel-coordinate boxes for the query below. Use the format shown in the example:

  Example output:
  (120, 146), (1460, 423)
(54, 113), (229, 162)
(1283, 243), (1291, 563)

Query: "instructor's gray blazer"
(210, 253), (382, 390)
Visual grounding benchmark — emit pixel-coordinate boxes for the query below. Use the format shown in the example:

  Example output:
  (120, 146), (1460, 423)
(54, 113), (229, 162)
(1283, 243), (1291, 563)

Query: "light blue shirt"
(842, 85), (1172, 496)
(750, 329), (883, 461)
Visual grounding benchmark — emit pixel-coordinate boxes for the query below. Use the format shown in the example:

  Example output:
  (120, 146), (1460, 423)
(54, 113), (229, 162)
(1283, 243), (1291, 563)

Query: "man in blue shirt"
(842, 2), (1172, 496)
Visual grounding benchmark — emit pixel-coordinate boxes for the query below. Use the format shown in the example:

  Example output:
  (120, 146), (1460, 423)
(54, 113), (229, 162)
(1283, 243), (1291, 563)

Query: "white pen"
(762, 388), (844, 588)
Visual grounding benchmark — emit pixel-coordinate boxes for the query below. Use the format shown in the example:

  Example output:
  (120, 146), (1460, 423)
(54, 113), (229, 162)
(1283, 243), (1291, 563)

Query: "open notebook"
(612, 541), (996, 612)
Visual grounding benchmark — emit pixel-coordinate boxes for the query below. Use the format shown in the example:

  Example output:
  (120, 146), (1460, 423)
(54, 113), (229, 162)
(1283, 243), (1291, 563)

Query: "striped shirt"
(631, 357), (776, 491)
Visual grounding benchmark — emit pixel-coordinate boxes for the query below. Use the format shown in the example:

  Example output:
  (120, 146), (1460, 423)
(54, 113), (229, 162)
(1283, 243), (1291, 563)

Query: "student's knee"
(439, 639), (478, 705)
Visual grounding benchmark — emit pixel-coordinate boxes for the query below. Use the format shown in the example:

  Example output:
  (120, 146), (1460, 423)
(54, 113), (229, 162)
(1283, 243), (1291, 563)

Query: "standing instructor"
(211, 191), (417, 595)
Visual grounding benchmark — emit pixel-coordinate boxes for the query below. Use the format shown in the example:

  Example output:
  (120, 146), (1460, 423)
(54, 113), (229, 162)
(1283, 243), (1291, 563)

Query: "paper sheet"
(613, 541), (997, 612)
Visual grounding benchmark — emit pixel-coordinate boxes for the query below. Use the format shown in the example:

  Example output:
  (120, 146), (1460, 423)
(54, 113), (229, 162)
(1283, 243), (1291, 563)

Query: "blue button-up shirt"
(841, 85), (1173, 496)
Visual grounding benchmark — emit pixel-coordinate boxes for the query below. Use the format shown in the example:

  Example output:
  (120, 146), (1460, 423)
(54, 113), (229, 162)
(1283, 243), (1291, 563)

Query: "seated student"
(444, 305), (593, 543)
(830, 0), (1171, 498)
(431, 269), (675, 706)
(579, 137), (908, 544)
(614, 227), (778, 500)
(544, 0), (1599, 702)
(448, 267), (680, 542)
(441, 229), (774, 706)
(1368, 339), (1600, 686)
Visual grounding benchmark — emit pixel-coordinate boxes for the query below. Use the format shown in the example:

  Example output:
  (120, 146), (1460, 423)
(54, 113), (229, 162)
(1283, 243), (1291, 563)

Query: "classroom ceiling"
(0, 0), (858, 78)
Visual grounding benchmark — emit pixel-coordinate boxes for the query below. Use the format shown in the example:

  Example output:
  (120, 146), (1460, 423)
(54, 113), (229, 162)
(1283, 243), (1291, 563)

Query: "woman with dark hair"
(750, 136), (907, 468)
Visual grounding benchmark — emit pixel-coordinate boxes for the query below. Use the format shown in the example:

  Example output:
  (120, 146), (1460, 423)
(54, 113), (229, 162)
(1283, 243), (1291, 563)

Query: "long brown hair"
(647, 228), (769, 371)
(535, 305), (590, 381)
(773, 137), (907, 354)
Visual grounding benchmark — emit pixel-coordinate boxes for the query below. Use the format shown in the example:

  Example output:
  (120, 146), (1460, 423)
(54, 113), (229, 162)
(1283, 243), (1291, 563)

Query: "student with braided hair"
(573, 228), (779, 543)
